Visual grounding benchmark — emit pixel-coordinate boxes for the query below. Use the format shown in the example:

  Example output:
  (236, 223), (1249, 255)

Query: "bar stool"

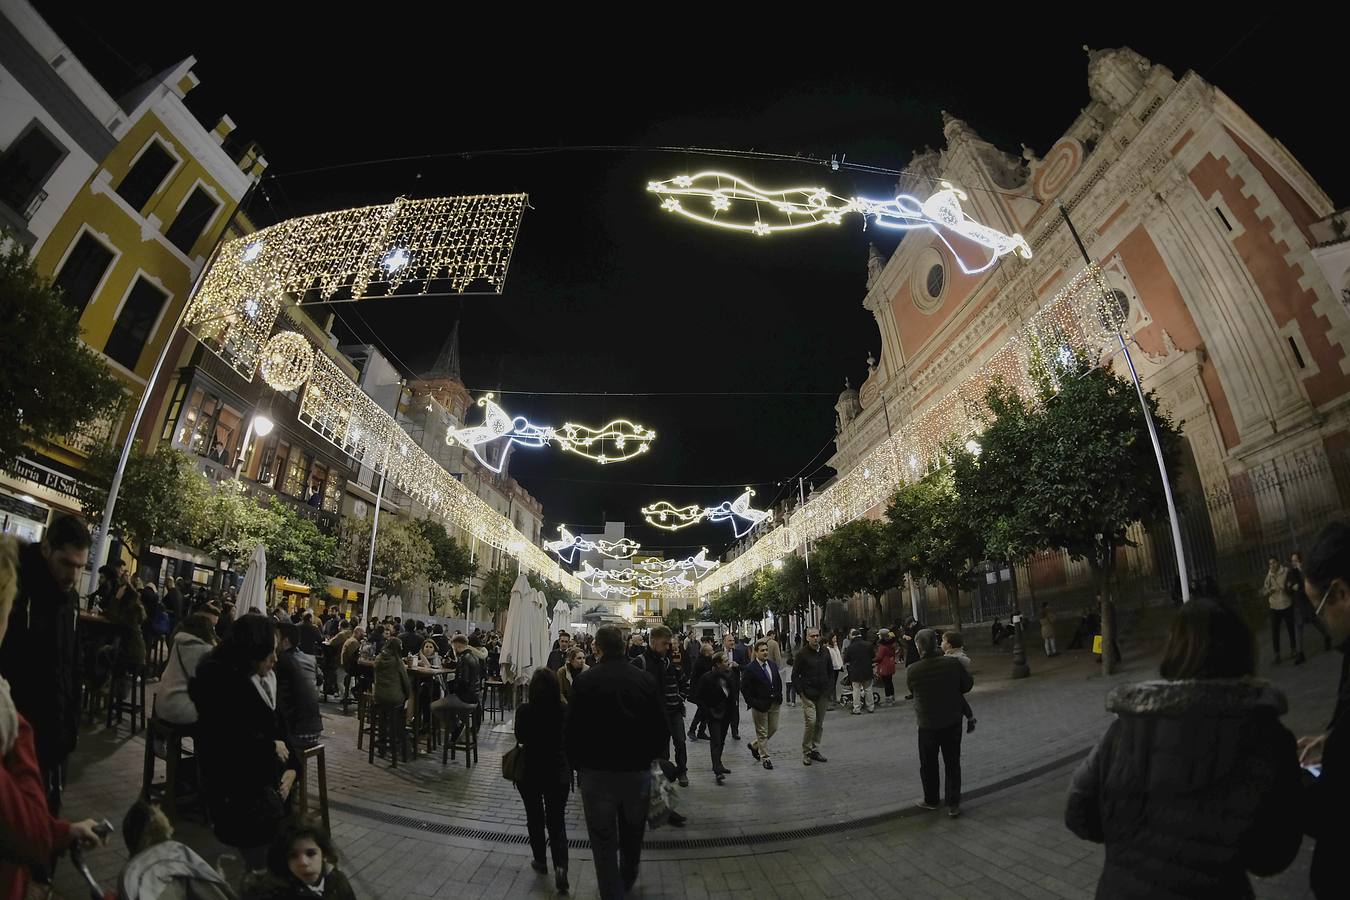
(297, 744), (330, 833)
(368, 703), (408, 768)
(107, 660), (147, 734)
(440, 702), (480, 768)
(355, 691), (371, 749)
(141, 715), (196, 824)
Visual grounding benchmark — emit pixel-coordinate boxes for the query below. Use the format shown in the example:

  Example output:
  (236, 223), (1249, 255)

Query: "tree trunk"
(944, 582), (962, 629)
(1009, 561), (1029, 679)
(1094, 558), (1117, 676)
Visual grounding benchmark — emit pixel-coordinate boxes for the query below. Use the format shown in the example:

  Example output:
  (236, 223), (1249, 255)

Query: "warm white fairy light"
(648, 173), (1032, 275)
(183, 193), (528, 381)
(641, 489), (773, 538)
(698, 262), (1117, 600)
(446, 395), (655, 474)
(543, 526), (643, 564)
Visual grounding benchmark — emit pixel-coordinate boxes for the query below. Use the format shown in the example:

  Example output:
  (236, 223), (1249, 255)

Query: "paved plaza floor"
(51, 634), (1334, 899)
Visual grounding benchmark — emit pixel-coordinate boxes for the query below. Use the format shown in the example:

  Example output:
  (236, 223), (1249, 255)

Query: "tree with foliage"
(78, 445), (209, 557)
(983, 354), (1182, 674)
(338, 515), (432, 602)
(663, 605), (697, 631)
(527, 571), (578, 612)
(884, 470), (982, 629)
(476, 564), (518, 625)
(812, 518), (904, 620)
(411, 518), (477, 616)
(193, 478), (258, 570)
(710, 583), (763, 631)
(261, 498), (337, 600)
(0, 236), (124, 468)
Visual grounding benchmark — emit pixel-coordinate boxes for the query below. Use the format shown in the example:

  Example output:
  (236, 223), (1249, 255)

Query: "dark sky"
(33, 5), (1345, 560)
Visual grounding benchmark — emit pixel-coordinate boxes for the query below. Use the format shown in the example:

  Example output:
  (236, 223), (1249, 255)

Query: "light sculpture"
(648, 172), (1032, 275)
(258, 331), (315, 392)
(543, 526), (642, 564)
(446, 395), (655, 474)
(641, 489), (773, 539)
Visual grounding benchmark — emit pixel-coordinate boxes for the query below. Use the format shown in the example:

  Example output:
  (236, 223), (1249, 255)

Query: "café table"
(357, 657), (455, 755)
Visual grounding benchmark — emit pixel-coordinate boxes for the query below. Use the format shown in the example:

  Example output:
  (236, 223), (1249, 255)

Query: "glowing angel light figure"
(704, 488), (774, 539)
(680, 547), (720, 576)
(446, 395), (655, 474)
(595, 538), (642, 560)
(647, 172), (1032, 275)
(544, 526), (586, 564)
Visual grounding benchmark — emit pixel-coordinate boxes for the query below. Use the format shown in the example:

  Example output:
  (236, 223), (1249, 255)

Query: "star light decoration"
(641, 489), (774, 539)
(648, 172), (1032, 275)
(183, 193), (527, 382)
(697, 262), (1124, 600)
(445, 395), (655, 474)
(543, 526), (642, 565)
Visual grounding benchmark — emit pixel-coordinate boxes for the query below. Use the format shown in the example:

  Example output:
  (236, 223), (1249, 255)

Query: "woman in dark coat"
(189, 614), (300, 870)
(513, 667), (570, 894)
(1064, 598), (1302, 899)
(694, 651), (735, 784)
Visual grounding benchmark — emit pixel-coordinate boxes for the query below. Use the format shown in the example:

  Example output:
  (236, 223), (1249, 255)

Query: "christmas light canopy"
(446, 395), (656, 474)
(641, 489), (773, 539)
(648, 172), (1032, 275)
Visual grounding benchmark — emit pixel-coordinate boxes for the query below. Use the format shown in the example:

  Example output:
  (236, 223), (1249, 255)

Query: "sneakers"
(966, 718), (977, 734)
(762, 758), (774, 770)
(809, 750), (828, 763)
(887, 697), (896, 706)
(917, 800), (940, 811)
(948, 806), (962, 818)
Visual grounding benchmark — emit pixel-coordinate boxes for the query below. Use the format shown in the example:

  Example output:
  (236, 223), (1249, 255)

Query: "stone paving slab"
(49, 640), (1336, 898)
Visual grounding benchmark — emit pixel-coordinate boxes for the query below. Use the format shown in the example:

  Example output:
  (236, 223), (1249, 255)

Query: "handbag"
(502, 742), (526, 783)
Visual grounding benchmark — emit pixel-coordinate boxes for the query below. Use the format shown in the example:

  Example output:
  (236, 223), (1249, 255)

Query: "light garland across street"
(697, 262), (1122, 599)
(183, 194), (528, 382)
(647, 173), (1031, 274)
(543, 525), (642, 564)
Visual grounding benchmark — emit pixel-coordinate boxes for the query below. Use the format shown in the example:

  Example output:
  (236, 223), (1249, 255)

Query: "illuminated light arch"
(647, 172), (1032, 275)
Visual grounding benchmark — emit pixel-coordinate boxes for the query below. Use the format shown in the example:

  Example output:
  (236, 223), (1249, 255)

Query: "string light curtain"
(698, 262), (1122, 599)
(183, 194), (528, 381)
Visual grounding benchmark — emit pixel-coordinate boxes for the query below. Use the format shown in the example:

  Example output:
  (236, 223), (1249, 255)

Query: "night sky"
(33, 5), (1345, 561)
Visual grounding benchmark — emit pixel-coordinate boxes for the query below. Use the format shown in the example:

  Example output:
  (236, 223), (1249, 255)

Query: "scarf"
(0, 675), (18, 757)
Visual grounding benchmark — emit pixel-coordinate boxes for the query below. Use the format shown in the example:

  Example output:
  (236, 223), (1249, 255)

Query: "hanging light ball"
(259, 331), (314, 392)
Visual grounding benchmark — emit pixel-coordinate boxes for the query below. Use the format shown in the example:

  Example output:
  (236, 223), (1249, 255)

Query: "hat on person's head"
(201, 603), (222, 617)
(878, 628), (890, 638)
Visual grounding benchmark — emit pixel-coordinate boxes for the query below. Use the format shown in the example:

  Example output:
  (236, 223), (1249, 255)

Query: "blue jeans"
(577, 768), (652, 900)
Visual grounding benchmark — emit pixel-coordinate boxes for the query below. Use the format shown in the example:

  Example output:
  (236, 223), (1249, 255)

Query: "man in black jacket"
(566, 625), (668, 900)
(793, 627), (831, 766)
(634, 625), (691, 790)
(547, 631), (573, 672)
(844, 628), (876, 714)
(431, 634), (481, 741)
(274, 621), (323, 747)
(686, 638), (714, 741)
(742, 639), (783, 769)
(906, 628), (974, 817)
(0, 515), (88, 812)
(719, 632), (742, 741)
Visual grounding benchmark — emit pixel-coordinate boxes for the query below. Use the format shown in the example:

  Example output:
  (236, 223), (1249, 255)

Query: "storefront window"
(281, 449), (311, 498)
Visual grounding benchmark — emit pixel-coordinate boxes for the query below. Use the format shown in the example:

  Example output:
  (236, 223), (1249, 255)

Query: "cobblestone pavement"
(52, 636), (1335, 899)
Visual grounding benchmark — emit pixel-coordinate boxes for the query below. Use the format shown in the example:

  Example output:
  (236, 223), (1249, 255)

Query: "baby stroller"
(836, 672), (881, 710)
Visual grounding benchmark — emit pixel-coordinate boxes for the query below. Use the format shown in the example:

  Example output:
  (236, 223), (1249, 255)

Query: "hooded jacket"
(1065, 678), (1302, 899)
(157, 628), (215, 725)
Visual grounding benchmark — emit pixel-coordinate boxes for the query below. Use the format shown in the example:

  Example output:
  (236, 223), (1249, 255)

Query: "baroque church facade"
(831, 47), (1350, 593)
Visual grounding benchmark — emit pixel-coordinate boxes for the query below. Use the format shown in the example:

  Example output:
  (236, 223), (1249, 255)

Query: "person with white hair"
(906, 628), (973, 818)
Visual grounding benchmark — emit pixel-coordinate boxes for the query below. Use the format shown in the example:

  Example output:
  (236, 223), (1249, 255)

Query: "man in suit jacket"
(741, 639), (783, 769)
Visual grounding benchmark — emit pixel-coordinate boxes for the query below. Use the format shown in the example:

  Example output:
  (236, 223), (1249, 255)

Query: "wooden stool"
(107, 662), (147, 734)
(297, 744), (330, 833)
(368, 703), (407, 768)
(141, 716), (196, 824)
(355, 692), (370, 749)
(439, 703), (479, 768)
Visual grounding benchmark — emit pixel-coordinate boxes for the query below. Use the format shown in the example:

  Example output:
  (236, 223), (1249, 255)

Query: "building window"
(115, 140), (176, 213)
(164, 186), (219, 255)
(53, 232), (115, 317)
(104, 277), (168, 370)
(0, 123), (66, 218)
(925, 263), (945, 299)
(1098, 289), (1131, 331)
(281, 449), (311, 498)
(1288, 336), (1307, 370)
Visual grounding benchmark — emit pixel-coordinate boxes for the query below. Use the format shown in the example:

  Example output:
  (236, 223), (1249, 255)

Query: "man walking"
(719, 632), (742, 741)
(844, 628), (875, 714)
(634, 626), (691, 789)
(907, 628), (974, 818)
(567, 625), (668, 900)
(794, 627), (831, 766)
(1264, 556), (1296, 664)
(1289, 551), (1332, 664)
(547, 630), (572, 672)
(0, 515), (89, 812)
(741, 639), (782, 769)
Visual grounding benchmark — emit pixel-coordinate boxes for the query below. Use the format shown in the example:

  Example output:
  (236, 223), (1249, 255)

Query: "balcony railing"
(194, 456), (340, 535)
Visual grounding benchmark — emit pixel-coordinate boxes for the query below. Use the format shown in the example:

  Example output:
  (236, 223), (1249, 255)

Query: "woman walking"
(826, 633), (845, 709)
(874, 629), (898, 706)
(1065, 598), (1302, 897)
(513, 668), (570, 894)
